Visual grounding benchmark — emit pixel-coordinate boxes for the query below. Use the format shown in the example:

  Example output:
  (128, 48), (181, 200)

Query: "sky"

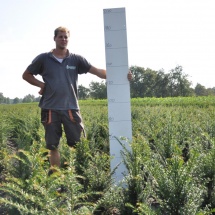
(1, 0), (215, 99)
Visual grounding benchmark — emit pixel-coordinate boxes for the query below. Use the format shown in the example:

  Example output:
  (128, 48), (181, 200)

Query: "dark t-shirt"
(27, 51), (91, 110)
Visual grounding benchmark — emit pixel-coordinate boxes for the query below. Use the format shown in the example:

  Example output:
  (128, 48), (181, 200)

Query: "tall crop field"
(0, 97), (215, 214)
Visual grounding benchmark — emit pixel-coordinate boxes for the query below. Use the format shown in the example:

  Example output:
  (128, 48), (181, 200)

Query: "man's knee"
(67, 140), (78, 148)
(46, 143), (59, 150)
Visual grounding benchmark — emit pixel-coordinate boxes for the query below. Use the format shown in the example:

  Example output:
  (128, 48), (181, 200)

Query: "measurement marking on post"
(103, 7), (132, 184)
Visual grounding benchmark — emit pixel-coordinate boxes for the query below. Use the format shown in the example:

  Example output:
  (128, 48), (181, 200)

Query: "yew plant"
(0, 97), (215, 214)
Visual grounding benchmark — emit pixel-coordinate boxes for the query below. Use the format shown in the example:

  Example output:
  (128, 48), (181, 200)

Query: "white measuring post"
(103, 7), (132, 183)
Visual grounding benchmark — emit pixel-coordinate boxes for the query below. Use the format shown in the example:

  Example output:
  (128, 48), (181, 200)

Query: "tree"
(130, 66), (147, 98)
(78, 85), (90, 100)
(142, 68), (158, 97)
(13, 97), (20, 104)
(130, 65), (193, 98)
(4, 97), (11, 104)
(89, 81), (107, 99)
(0, 93), (4, 103)
(195, 83), (208, 96)
(22, 94), (35, 103)
(205, 87), (215, 96)
(35, 96), (41, 102)
(154, 69), (170, 97)
(168, 66), (192, 97)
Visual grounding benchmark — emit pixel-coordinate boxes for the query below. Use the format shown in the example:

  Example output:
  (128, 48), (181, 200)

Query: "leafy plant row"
(0, 97), (215, 214)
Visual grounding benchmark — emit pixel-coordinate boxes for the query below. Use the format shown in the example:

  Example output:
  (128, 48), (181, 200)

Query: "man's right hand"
(38, 83), (45, 95)
(22, 70), (45, 95)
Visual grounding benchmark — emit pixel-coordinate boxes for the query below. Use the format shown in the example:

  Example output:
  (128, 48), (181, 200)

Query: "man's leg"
(63, 110), (85, 147)
(49, 149), (61, 168)
(41, 109), (62, 173)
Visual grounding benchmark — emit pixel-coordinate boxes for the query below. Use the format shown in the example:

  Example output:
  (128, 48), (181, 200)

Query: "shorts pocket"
(41, 109), (52, 124)
(68, 110), (82, 124)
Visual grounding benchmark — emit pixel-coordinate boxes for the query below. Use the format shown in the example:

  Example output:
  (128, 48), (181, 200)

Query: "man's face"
(54, 31), (69, 49)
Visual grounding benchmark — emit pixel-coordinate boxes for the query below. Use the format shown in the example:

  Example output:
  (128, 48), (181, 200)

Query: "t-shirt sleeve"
(27, 53), (46, 75)
(77, 55), (92, 74)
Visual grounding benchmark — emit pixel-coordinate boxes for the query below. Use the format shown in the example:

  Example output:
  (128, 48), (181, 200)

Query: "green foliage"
(120, 136), (154, 214)
(152, 155), (205, 214)
(89, 81), (107, 99)
(197, 143), (215, 209)
(130, 65), (193, 98)
(78, 84), (90, 99)
(0, 142), (94, 214)
(1, 97), (215, 214)
(131, 96), (215, 107)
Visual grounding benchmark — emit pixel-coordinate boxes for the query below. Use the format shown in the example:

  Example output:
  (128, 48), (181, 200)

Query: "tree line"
(0, 65), (214, 104)
(79, 65), (215, 99)
(0, 94), (41, 104)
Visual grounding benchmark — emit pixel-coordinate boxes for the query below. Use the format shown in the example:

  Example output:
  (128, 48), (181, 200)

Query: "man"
(22, 26), (132, 173)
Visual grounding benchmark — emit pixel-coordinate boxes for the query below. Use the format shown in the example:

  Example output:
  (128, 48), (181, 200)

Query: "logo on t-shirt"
(66, 65), (76, 70)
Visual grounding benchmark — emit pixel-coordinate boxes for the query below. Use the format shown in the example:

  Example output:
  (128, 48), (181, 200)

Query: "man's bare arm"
(88, 66), (132, 81)
(22, 70), (45, 95)
(88, 66), (106, 79)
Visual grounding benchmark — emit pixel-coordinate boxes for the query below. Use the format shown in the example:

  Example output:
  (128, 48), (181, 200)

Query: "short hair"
(54, 26), (70, 37)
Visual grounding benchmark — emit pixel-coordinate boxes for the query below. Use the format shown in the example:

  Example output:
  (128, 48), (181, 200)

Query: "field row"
(0, 97), (215, 214)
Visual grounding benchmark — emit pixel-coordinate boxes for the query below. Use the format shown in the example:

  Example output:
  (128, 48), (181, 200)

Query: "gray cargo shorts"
(41, 109), (85, 150)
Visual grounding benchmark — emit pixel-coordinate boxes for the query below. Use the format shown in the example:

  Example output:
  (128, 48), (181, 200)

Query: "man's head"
(54, 26), (70, 50)
(54, 26), (70, 38)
